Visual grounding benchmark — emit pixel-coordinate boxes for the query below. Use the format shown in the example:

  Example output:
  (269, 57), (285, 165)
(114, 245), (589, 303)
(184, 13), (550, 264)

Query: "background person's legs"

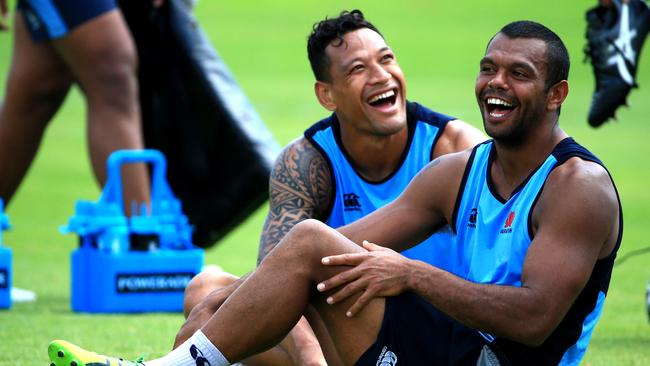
(0, 14), (73, 205)
(52, 9), (149, 214)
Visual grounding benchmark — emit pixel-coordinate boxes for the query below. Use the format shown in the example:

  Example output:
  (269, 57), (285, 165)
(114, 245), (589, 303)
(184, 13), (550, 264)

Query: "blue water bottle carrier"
(63, 150), (204, 313)
(0, 199), (11, 309)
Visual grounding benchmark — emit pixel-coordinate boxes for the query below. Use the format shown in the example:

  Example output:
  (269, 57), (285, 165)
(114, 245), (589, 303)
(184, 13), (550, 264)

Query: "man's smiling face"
(320, 28), (407, 136)
(475, 33), (551, 146)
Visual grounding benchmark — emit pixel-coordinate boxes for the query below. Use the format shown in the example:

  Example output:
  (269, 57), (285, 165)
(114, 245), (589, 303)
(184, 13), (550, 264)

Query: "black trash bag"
(118, 0), (280, 248)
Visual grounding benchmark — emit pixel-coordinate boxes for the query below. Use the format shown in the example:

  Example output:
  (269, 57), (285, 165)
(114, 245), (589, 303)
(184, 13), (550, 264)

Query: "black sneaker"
(584, 0), (650, 127)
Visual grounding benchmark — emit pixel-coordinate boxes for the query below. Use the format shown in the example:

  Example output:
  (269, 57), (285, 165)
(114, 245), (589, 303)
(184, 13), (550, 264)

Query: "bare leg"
(199, 219), (384, 365)
(52, 10), (149, 214)
(179, 268), (308, 366)
(0, 15), (73, 204)
(183, 267), (239, 318)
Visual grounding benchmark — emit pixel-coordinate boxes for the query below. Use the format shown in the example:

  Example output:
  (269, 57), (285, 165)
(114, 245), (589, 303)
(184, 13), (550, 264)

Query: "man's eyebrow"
(511, 61), (537, 75)
(341, 47), (393, 70)
(341, 57), (363, 71)
(479, 57), (537, 73)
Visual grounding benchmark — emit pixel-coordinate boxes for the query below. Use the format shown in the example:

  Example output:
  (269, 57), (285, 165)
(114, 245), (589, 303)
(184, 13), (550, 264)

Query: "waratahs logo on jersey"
(500, 211), (516, 234)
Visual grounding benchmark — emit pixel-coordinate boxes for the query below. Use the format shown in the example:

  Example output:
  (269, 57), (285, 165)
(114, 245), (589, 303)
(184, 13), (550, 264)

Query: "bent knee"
(183, 267), (238, 317)
(273, 219), (356, 260)
(288, 219), (331, 243)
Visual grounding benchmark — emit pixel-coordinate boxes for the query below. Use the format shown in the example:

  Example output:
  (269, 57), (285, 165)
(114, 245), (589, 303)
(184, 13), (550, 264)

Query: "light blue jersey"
(305, 102), (456, 268)
(453, 138), (622, 365)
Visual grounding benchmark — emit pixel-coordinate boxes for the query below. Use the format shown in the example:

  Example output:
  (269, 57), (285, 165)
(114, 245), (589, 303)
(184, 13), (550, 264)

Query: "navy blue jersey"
(305, 101), (458, 267)
(452, 138), (622, 365)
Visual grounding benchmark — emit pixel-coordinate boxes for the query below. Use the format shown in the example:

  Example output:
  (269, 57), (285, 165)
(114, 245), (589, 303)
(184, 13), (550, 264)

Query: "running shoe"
(48, 340), (145, 366)
(584, 0), (650, 127)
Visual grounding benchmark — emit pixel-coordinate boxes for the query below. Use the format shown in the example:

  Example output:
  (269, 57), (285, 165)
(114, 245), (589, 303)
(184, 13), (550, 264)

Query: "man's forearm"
(407, 261), (553, 347)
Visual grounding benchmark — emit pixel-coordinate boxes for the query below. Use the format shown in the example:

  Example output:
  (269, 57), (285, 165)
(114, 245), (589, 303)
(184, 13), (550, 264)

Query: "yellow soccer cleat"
(48, 340), (145, 366)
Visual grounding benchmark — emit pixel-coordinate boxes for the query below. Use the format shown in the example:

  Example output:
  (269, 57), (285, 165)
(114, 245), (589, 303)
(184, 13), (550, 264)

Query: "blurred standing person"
(0, 0), (153, 214)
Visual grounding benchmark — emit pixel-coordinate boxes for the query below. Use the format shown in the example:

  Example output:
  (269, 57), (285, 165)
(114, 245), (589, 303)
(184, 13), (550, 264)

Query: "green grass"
(0, 0), (649, 364)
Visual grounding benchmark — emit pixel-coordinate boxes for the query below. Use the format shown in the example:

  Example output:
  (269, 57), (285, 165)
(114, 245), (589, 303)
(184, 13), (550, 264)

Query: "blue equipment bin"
(0, 199), (11, 309)
(63, 150), (204, 313)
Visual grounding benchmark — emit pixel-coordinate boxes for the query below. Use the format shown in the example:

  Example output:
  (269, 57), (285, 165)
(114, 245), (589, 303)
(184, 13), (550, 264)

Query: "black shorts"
(355, 292), (490, 366)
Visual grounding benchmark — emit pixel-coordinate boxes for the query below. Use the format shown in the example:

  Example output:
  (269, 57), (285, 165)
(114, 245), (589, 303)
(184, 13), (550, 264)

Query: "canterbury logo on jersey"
(343, 193), (362, 211)
(376, 346), (397, 366)
(468, 208), (478, 228)
(500, 211), (516, 234)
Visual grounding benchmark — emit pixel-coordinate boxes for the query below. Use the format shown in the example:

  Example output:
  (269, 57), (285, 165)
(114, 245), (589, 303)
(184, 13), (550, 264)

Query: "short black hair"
(497, 20), (570, 91)
(307, 10), (382, 82)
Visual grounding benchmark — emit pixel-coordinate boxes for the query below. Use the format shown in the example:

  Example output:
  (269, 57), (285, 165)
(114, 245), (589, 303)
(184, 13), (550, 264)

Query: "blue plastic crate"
(62, 150), (204, 313)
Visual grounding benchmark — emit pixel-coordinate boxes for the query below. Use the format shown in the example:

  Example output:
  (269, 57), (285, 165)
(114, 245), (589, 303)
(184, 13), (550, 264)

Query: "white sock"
(146, 330), (230, 366)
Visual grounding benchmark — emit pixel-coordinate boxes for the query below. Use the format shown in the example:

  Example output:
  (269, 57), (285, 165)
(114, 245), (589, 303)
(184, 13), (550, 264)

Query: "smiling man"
(48, 19), (620, 366)
(174, 10), (484, 366)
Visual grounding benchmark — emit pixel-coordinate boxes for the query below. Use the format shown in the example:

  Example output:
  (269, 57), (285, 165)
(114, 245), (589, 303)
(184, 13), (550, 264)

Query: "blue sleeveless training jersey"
(305, 102), (456, 267)
(452, 138), (622, 366)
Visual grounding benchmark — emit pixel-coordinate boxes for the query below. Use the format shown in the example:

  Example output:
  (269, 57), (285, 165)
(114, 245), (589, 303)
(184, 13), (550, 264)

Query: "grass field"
(0, 1), (649, 365)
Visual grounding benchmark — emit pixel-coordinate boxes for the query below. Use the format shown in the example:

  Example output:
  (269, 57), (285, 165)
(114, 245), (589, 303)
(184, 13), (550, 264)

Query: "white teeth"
(486, 97), (513, 107)
(368, 90), (395, 104)
(489, 111), (507, 118)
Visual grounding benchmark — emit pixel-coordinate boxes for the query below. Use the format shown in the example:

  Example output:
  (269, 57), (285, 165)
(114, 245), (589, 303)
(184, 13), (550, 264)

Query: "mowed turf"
(0, 1), (648, 365)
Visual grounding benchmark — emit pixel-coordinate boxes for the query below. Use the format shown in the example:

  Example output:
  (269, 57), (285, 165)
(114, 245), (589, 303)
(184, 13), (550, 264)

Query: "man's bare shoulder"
(547, 157), (617, 200)
(271, 137), (332, 200)
(432, 119), (487, 159)
(535, 157), (619, 257)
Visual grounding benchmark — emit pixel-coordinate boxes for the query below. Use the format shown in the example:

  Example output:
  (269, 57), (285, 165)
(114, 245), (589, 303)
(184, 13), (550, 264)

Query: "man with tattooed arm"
(175, 9), (485, 366)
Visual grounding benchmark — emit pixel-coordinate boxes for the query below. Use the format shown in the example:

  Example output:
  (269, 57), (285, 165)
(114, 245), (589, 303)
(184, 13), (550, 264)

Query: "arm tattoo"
(257, 139), (332, 264)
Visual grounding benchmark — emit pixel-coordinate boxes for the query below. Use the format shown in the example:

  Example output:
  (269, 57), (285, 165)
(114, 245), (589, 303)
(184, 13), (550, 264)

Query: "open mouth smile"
(485, 96), (516, 119)
(367, 88), (398, 109)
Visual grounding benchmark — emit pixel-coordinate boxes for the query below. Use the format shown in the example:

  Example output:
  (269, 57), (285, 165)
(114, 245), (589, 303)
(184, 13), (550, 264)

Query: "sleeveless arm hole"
(451, 144), (481, 234)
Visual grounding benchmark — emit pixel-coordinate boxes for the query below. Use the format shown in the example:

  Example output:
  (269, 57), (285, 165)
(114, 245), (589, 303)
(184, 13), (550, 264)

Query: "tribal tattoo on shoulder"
(258, 139), (332, 263)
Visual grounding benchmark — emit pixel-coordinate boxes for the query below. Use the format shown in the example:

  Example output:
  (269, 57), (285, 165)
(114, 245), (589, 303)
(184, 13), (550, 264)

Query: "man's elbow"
(513, 315), (560, 347)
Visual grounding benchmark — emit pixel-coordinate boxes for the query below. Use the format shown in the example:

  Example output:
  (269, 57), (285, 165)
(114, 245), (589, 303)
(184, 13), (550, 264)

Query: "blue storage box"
(0, 199), (11, 309)
(63, 150), (204, 313)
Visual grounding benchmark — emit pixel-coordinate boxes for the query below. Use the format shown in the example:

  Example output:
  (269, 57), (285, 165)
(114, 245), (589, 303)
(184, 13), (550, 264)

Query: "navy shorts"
(17, 0), (117, 42)
(356, 292), (492, 366)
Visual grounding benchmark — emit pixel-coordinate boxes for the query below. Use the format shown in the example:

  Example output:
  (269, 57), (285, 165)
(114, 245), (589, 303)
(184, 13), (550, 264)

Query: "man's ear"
(547, 80), (569, 113)
(315, 81), (336, 111)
